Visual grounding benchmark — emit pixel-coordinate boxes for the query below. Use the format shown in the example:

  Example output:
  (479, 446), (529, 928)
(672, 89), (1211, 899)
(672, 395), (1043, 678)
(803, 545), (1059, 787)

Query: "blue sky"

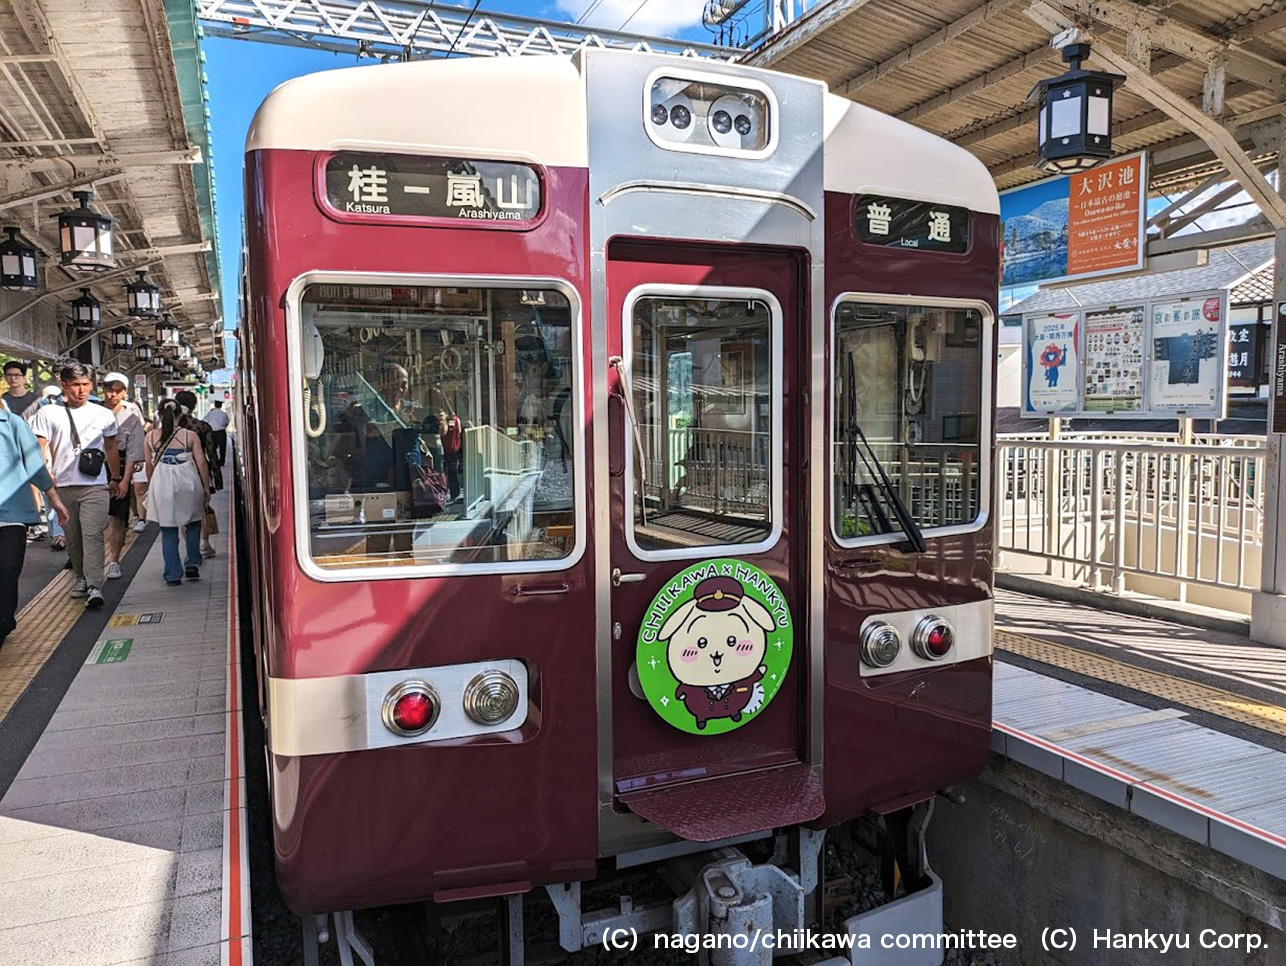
(203, 1), (743, 353)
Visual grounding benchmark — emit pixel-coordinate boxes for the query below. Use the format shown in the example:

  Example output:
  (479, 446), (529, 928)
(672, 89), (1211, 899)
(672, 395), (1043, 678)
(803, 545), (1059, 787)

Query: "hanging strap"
(64, 404), (82, 452)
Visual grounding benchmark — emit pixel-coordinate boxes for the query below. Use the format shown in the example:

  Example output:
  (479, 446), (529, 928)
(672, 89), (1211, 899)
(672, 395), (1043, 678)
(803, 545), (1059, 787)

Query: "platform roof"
(746, 0), (1286, 231)
(0, 0), (220, 365)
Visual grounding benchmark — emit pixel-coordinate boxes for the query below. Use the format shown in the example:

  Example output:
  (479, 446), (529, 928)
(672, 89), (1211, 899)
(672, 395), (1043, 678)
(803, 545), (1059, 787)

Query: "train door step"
(622, 762), (824, 841)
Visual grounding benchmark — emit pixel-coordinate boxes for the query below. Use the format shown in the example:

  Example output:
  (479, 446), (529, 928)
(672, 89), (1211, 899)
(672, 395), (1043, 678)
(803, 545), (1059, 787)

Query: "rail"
(996, 437), (1266, 601)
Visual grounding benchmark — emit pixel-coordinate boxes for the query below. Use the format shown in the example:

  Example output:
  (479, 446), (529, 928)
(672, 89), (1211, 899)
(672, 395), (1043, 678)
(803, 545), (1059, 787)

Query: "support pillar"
(1250, 131), (1286, 647)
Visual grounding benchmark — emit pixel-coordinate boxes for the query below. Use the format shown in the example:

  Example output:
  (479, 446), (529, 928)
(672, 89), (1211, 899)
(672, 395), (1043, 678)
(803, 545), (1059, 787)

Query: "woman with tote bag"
(145, 399), (211, 585)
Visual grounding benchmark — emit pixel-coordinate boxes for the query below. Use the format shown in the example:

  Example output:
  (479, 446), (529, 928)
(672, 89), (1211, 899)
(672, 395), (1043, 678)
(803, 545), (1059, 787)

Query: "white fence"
(996, 435), (1266, 611)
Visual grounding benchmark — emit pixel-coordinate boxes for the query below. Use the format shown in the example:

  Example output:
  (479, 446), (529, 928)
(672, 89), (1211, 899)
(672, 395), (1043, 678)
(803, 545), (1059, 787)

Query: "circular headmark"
(636, 558), (793, 736)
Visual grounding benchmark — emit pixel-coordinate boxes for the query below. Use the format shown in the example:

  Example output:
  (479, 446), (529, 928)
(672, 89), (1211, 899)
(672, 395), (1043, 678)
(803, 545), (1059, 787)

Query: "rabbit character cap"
(694, 575), (744, 612)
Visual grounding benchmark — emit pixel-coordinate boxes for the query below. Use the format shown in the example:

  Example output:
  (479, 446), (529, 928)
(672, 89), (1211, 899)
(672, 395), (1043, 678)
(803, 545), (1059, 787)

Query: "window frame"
(622, 283), (785, 563)
(284, 270), (587, 582)
(828, 292), (994, 550)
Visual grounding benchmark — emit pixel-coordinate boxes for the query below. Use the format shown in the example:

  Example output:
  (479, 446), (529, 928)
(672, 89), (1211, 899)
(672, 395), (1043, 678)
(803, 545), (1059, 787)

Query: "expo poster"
(1024, 313), (1080, 414)
(1149, 297), (1225, 413)
(1083, 306), (1144, 413)
(1000, 152), (1146, 287)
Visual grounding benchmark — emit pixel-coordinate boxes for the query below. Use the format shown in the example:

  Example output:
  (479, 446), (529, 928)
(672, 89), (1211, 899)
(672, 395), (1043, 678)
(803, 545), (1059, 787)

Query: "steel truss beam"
(196, 0), (732, 60)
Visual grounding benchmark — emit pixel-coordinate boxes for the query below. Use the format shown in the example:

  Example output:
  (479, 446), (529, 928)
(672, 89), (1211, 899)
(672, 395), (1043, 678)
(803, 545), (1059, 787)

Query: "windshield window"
(296, 282), (578, 571)
(833, 300), (984, 543)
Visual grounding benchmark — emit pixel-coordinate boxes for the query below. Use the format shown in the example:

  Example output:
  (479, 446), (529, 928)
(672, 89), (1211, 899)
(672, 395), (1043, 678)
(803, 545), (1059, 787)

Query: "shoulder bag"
(66, 405), (106, 478)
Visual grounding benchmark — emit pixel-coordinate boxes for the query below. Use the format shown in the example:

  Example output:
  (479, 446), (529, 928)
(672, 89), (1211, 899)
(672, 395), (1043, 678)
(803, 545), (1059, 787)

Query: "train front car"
(239, 50), (998, 947)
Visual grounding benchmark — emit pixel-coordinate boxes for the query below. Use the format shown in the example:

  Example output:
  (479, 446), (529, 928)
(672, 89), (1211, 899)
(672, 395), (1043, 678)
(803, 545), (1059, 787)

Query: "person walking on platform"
(27, 363), (120, 609)
(174, 390), (219, 558)
(205, 400), (230, 466)
(5, 361), (47, 544)
(145, 398), (211, 585)
(2, 360), (39, 418)
(33, 385), (67, 551)
(100, 372), (144, 580)
(1, 396), (70, 647)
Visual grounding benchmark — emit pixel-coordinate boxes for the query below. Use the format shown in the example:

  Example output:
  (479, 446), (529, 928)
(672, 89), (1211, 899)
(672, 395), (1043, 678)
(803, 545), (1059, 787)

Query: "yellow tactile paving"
(0, 533), (137, 722)
(996, 629), (1286, 738)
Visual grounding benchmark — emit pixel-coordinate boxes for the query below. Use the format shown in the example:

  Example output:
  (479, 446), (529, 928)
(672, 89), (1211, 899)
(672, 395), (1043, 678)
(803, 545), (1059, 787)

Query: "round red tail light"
(912, 616), (954, 661)
(382, 681), (440, 737)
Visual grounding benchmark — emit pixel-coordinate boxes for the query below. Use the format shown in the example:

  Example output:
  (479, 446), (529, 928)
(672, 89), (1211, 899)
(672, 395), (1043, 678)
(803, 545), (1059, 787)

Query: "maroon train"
(236, 51), (998, 943)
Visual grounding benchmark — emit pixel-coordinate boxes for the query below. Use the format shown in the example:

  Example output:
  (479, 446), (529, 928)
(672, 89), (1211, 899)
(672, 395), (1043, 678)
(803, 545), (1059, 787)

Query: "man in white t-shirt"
(204, 400), (230, 465)
(29, 363), (123, 609)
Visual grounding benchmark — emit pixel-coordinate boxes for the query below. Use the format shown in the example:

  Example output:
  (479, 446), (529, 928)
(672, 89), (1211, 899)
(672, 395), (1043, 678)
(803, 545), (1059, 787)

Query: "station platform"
(993, 588), (1286, 883)
(0, 490), (250, 966)
(3, 507), (1283, 964)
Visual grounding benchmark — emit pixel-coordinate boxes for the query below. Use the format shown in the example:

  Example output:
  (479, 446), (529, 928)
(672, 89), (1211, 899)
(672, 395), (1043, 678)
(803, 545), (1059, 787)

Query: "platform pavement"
(992, 589), (1286, 883)
(0, 490), (250, 966)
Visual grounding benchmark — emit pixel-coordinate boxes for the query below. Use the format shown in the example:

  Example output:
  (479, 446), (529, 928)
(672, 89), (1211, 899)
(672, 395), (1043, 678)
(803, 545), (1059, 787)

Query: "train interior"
(832, 301), (985, 540)
(629, 295), (774, 551)
(297, 283), (577, 569)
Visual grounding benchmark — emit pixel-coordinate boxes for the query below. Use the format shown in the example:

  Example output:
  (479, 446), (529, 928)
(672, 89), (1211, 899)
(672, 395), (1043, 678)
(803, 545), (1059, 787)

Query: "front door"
(606, 240), (818, 836)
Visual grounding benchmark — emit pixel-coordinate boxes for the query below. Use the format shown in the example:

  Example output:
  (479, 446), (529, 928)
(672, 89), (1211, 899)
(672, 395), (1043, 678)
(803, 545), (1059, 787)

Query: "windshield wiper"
(845, 354), (928, 554)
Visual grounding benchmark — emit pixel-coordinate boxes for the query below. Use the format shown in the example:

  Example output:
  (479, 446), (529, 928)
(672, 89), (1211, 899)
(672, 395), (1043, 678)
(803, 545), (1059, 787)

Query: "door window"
(832, 299), (987, 544)
(627, 294), (780, 556)
(291, 281), (580, 574)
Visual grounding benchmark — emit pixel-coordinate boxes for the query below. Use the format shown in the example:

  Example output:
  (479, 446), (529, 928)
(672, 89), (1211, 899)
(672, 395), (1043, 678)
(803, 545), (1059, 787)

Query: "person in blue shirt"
(0, 397), (69, 647)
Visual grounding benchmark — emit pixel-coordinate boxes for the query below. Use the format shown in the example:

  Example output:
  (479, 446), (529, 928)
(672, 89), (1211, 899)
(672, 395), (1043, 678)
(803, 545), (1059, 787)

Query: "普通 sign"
(854, 196), (970, 254)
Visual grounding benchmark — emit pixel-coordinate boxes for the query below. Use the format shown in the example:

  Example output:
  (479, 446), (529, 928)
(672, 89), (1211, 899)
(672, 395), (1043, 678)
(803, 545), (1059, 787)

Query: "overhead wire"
(619, 0), (655, 32)
(444, 0), (483, 58)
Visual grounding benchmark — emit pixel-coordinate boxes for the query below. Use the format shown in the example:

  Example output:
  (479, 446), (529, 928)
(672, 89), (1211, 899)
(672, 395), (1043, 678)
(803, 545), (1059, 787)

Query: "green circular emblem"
(636, 558), (793, 736)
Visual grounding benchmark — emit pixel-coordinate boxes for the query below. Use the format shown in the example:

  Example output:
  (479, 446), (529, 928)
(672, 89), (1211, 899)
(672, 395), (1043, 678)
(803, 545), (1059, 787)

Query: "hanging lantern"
(0, 227), (37, 291)
(71, 288), (101, 330)
(111, 326), (133, 350)
(156, 315), (180, 345)
(135, 343), (154, 361)
(126, 270), (161, 318)
(54, 190), (114, 271)
(177, 339), (192, 362)
(1029, 42), (1125, 174)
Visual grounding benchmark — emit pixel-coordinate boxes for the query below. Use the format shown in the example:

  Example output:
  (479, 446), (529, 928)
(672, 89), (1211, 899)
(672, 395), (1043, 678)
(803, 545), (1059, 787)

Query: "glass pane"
(833, 302), (983, 540)
(1087, 95), (1110, 136)
(630, 296), (773, 552)
(298, 283), (577, 570)
(1050, 95), (1082, 139)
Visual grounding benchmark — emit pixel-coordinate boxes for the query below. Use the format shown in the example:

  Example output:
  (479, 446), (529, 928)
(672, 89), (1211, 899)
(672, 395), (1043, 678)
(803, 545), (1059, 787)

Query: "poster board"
(1083, 306), (1145, 413)
(1000, 152), (1147, 288)
(1021, 290), (1229, 420)
(1022, 313), (1081, 415)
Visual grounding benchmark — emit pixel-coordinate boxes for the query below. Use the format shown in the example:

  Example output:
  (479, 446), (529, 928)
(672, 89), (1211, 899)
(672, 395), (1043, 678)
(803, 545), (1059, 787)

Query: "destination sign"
(323, 152), (541, 222)
(855, 195), (971, 254)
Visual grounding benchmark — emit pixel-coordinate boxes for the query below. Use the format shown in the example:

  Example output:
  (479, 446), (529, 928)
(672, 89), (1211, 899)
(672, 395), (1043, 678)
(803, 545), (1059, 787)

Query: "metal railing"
(641, 427), (771, 517)
(463, 425), (541, 514)
(996, 436), (1266, 597)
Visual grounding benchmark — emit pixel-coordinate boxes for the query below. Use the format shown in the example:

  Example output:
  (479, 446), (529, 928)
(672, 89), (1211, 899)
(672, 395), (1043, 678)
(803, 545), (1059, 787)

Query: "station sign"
(322, 152), (541, 223)
(854, 195), (970, 254)
(1022, 290), (1228, 420)
(1272, 302), (1286, 434)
